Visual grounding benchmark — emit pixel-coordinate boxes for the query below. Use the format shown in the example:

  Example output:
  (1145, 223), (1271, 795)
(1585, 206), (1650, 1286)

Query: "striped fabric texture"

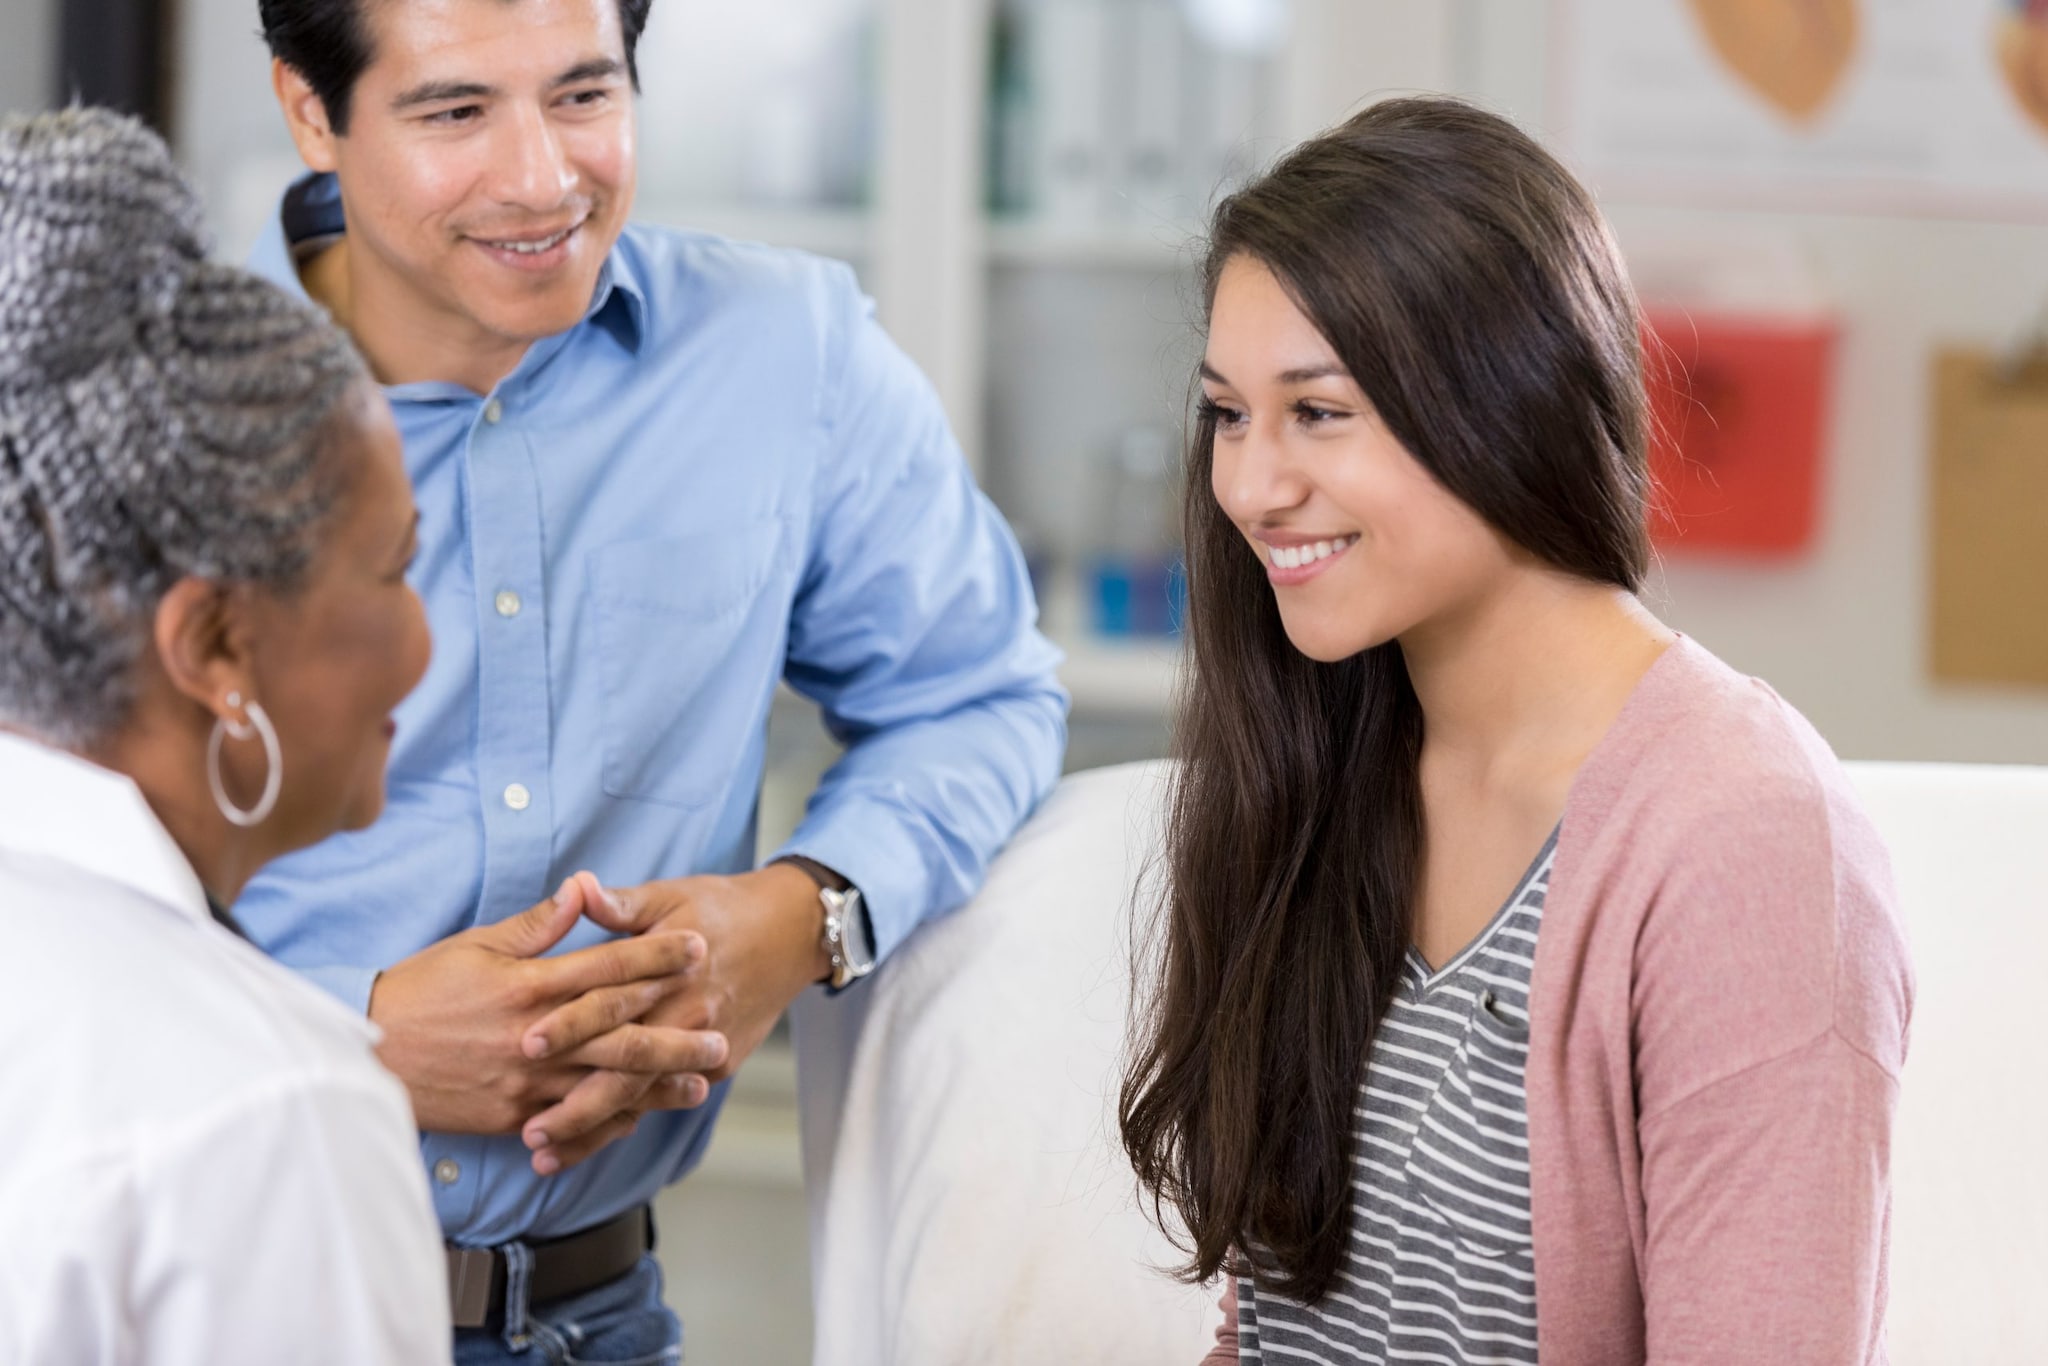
(1239, 831), (1554, 1365)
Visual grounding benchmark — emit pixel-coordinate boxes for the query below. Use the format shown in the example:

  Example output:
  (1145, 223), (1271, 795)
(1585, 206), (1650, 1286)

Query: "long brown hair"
(1119, 97), (1652, 1304)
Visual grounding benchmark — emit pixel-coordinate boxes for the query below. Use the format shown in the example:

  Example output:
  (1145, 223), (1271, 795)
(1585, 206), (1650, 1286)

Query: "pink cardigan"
(1203, 637), (1913, 1364)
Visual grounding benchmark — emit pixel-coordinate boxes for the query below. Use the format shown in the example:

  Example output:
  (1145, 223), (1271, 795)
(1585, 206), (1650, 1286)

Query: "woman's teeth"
(1267, 534), (1358, 570)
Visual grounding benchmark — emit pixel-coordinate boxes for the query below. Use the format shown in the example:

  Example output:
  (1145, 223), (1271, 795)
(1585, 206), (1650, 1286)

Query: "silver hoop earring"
(207, 691), (282, 828)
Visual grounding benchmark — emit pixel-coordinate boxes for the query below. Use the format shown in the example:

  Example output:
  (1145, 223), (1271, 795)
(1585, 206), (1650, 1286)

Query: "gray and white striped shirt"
(1239, 831), (1554, 1365)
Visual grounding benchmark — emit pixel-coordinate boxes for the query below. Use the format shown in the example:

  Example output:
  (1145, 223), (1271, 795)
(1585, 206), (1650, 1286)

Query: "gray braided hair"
(0, 107), (369, 749)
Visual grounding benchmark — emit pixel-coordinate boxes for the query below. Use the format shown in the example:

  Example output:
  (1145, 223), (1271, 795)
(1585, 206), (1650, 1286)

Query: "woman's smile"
(1258, 532), (1360, 585)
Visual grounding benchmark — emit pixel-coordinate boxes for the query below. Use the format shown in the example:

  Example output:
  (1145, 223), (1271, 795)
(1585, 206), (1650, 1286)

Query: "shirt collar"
(0, 731), (212, 927)
(589, 246), (649, 354)
(248, 171), (648, 356)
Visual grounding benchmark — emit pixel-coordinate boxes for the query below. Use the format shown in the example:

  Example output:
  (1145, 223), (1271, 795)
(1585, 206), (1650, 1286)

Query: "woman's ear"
(152, 578), (256, 723)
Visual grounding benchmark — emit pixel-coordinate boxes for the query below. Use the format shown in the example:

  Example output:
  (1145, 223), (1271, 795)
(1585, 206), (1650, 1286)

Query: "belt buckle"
(446, 1245), (501, 1330)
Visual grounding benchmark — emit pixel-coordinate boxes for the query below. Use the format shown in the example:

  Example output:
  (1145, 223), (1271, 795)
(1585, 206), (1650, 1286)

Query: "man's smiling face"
(298, 0), (637, 354)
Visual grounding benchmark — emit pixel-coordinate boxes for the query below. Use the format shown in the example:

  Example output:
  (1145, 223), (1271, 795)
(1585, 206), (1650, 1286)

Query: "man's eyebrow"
(552, 57), (626, 88)
(388, 59), (621, 112)
(391, 79), (496, 111)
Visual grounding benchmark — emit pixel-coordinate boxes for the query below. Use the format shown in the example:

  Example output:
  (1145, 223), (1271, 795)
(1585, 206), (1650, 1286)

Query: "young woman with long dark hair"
(1120, 98), (1911, 1364)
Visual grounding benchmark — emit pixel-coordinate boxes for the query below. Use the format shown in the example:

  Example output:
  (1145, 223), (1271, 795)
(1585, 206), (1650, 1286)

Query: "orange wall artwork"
(1998, 0), (2048, 134)
(1684, 0), (1860, 124)
(1559, 0), (2048, 218)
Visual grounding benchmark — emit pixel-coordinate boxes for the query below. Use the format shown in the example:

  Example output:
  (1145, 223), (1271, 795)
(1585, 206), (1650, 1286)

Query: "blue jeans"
(452, 1252), (682, 1365)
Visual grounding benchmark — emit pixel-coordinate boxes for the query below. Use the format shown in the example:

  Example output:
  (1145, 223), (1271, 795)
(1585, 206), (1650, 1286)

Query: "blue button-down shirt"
(238, 175), (1068, 1245)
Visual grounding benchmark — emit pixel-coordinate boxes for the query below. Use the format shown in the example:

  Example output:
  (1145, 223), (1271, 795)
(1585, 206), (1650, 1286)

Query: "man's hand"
(367, 872), (730, 1135)
(514, 863), (833, 1173)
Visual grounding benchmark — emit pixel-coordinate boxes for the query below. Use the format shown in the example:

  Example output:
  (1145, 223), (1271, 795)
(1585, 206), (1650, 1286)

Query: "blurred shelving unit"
(599, 3), (1427, 759)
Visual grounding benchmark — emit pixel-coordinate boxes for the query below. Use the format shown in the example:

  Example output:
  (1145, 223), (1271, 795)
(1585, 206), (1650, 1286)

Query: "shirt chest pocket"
(1404, 989), (1536, 1261)
(589, 516), (795, 809)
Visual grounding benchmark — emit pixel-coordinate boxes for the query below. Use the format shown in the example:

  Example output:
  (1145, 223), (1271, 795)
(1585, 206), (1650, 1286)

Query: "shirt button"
(482, 399), (504, 425)
(504, 783), (531, 811)
(434, 1159), (461, 1185)
(495, 589), (522, 618)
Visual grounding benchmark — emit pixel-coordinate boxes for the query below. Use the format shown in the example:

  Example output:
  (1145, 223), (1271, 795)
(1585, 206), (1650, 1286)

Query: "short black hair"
(259, 0), (653, 135)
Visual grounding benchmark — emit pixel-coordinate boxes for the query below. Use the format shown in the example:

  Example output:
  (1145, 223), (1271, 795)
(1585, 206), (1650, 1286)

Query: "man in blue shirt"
(239, 0), (1067, 1355)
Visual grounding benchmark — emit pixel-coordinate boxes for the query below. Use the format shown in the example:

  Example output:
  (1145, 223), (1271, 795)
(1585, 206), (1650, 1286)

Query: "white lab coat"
(0, 732), (451, 1364)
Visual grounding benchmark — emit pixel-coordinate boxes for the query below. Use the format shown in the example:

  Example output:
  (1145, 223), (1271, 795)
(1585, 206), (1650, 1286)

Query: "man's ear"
(273, 58), (342, 174)
(152, 578), (257, 725)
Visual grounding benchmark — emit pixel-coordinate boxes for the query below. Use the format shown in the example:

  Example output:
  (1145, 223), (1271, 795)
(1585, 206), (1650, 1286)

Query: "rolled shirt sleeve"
(776, 272), (1068, 962)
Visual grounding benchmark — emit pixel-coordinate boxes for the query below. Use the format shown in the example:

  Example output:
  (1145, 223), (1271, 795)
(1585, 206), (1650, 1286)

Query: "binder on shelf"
(1026, 0), (1113, 226)
(1108, 0), (1187, 225)
(987, 4), (1035, 216)
(1183, 37), (1269, 213)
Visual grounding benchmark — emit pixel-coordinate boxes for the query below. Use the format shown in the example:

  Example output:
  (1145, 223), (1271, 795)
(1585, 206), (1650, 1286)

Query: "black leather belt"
(446, 1205), (654, 1330)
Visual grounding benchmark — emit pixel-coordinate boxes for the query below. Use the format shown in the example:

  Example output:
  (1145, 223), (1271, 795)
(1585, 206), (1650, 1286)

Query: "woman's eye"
(1294, 402), (1344, 426)
(1199, 399), (1248, 430)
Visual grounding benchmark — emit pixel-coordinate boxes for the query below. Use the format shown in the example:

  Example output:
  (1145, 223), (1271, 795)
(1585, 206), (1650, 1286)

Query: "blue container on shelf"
(1088, 554), (1185, 637)
(1086, 426), (1183, 639)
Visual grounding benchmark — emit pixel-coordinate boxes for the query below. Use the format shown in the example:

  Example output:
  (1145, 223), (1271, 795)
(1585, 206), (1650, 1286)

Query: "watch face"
(820, 886), (875, 988)
(841, 889), (877, 973)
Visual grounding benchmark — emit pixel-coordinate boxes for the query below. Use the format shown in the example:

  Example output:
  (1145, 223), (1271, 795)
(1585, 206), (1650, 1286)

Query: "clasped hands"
(367, 862), (830, 1175)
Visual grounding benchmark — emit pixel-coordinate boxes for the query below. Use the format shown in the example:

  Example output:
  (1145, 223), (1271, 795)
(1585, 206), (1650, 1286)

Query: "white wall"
(1351, 0), (2048, 765)
(0, 0), (56, 115)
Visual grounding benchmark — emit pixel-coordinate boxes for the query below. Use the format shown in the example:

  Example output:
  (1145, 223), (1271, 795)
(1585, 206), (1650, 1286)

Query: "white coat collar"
(0, 730), (212, 927)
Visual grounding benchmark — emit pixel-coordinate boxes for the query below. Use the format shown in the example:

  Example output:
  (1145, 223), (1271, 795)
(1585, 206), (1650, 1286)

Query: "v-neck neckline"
(1406, 825), (1558, 994)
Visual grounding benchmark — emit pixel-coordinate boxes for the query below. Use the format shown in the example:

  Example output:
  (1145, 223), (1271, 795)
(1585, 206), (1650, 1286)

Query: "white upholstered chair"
(790, 758), (2048, 1365)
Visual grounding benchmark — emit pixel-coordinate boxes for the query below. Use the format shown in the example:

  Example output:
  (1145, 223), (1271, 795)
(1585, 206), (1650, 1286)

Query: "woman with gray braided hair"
(0, 107), (457, 1362)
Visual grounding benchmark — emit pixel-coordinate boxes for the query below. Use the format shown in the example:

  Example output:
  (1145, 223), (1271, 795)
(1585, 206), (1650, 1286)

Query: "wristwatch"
(777, 855), (875, 990)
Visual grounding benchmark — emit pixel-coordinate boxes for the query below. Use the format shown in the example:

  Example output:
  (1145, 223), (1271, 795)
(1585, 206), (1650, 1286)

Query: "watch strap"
(776, 853), (851, 894)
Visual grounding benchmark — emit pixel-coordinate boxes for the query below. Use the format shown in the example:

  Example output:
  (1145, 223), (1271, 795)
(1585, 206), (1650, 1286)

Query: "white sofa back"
(1848, 762), (2048, 1362)
(791, 758), (2048, 1365)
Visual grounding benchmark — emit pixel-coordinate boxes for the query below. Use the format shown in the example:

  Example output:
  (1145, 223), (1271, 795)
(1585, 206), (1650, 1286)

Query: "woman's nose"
(1213, 424), (1310, 525)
